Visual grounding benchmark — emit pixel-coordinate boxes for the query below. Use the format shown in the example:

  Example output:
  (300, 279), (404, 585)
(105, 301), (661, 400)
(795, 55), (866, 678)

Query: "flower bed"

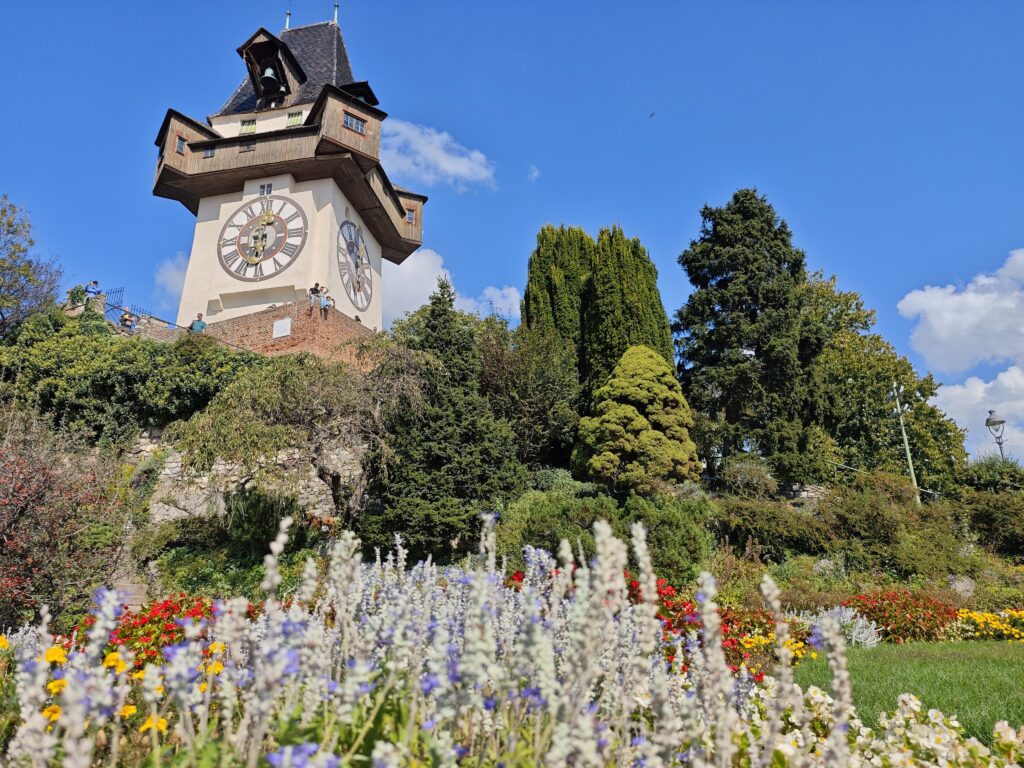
(1, 519), (1020, 766)
(841, 590), (959, 643)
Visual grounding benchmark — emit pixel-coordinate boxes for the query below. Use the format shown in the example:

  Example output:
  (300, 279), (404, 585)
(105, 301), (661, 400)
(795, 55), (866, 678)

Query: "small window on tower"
(239, 119), (256, 135)
(259, 183), (273, 196)
(175, 136), (186, 154)
(287, 111), (303, 127)
(240, 142), (255, 153)
(203, 147), (215, 159)
(405, 208), (416, 224)
(343, 112), (367, 135)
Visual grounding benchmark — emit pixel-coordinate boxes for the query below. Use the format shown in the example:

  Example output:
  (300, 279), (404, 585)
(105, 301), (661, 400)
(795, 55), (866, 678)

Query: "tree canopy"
(0, 195), (61, 340)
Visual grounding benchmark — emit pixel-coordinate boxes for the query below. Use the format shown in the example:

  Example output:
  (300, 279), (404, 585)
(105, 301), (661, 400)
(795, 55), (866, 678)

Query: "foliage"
(962, 490), (1024, 559)
(720, 454), (779, 498)
(0, 406), (139, 629)
(794, 641), (1024, 746)
(621, 495), (713, 584)
(1, 311), (262, 445)
(367, 280), (526, 560)
(810, 330), (967, 492)
(821, 473), (968, 578)
(675, 189), (810, 481)
(0, 195), (62, 340)
(842, 591), (958, 643)
(573, 345), (700, 495)
(477, 317), (580, 467)
(495, 489), (619, 572)
(580, 226), (673, 399)
(709, 497), (834, 563)
(962, 455), (1024, 493)
(521, 224), (595, 349)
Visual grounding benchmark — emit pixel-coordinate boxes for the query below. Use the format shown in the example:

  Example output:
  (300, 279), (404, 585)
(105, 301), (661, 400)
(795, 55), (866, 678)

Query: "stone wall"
(129, 428), (364, 525)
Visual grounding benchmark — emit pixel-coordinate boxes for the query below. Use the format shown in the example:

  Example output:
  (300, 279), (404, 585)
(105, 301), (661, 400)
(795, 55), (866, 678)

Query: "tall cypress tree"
(521, 224), (595, 347)
(675, 189), (808, 481)
(580, 226), (673, 399)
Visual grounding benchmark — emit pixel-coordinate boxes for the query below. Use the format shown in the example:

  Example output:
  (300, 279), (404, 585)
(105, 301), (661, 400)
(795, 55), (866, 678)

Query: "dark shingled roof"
(216, 22), (354, 117)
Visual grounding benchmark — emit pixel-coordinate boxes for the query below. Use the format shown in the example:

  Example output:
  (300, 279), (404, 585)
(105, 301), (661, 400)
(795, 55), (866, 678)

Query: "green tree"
(573, 345), (700, 495)
(0, 309), (261, 445)
(521, 224), (595, 347)
(0, 195), (62, 339)
(581, 226), (673, 398)
(675, 189), (809, 481)
(809, 330), (967, 492)
(477, 317), (580, 467)
(362, 279), (526, 560)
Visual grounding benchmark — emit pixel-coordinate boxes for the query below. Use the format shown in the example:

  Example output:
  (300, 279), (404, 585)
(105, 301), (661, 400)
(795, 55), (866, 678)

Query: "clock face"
(337, 219), (373, 311)
(217, 195), (307, 282)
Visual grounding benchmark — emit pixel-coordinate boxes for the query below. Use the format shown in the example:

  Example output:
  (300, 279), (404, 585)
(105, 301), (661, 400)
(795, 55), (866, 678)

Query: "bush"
(961, 454), (1024, 493)
(621, 495), (713, 584)
(964, 490), (1024, 558)
(495, 490), (620, 572)
(842, 591), (957, 643)
(709, 496), (834, 563)
(356, 497), (483, 564)
(720, 455), (778, 499)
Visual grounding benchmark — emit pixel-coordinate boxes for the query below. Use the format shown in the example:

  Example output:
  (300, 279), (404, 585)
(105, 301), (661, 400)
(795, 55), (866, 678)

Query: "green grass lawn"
(793, 642), (1024, 744)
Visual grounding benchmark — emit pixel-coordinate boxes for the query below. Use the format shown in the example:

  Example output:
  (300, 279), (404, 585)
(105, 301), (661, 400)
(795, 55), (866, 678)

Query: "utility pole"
(893, 383), (922, 506)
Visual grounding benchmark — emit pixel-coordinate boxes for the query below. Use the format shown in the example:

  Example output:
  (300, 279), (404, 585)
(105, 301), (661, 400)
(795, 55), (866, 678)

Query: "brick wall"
(204, 302), (374, 361)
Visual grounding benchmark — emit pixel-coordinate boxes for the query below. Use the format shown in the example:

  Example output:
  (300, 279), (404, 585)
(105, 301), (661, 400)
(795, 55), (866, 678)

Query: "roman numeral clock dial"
(217, 196), (308, 282)
(338, 220), (373, 311)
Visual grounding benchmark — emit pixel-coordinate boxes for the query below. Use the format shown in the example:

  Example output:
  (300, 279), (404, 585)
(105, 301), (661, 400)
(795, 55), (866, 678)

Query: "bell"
(259, 66), (280, 92)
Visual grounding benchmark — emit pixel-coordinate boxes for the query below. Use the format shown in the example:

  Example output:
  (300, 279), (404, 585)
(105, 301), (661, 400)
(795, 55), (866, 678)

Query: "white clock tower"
(153, 20), (425, 335)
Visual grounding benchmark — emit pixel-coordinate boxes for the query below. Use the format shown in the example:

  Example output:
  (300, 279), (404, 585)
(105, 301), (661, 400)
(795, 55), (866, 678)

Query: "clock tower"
(153, 19), (425, 335)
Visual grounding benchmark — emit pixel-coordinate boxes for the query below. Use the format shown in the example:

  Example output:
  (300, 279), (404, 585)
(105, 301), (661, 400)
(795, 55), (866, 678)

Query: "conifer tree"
(675, 189), (809, 481)
(521, 225), (595, 347)
(362, 278), (526, 560)
(580, 226), (673, 398)
(573, 345), (700, 495)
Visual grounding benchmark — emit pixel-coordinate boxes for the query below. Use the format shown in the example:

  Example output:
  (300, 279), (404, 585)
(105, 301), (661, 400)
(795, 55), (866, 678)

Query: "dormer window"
(287, 111), (303, 127)
(175, 136), (186, 155)
(405, 209), (416, 224)
(239, 119), (256, 135)
(343, 112), (367, 135)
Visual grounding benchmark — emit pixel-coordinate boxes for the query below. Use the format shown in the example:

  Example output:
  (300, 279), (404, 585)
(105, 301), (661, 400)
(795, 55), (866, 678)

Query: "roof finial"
(333, 0), (339, 24)
(285, 0), (292, 29)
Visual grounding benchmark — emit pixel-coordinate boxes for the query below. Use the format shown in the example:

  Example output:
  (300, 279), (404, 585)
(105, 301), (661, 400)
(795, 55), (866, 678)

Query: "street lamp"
(985, 409), (1007, 460)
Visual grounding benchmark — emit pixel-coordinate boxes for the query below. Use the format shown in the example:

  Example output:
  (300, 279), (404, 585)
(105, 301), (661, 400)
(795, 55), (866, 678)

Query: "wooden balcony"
(154, 93), (425, 264)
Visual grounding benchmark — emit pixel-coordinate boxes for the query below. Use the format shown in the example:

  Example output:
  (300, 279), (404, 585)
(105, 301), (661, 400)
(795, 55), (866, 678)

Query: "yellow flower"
(198, 681), (208, 693)
(139, 714), (168, 734)
(103, 651), (128, 674)
(131, 669), (146, 681)
(119, 705), (138, 718)
(43, 646), (67, 665)
(42, 704), (61, 722)
(154, 685), (164, 696)
(46, 679), (67, 695)
(207, 660), (224, 676)
(208, 641), (226, 654)
(0, 635), (9, 651)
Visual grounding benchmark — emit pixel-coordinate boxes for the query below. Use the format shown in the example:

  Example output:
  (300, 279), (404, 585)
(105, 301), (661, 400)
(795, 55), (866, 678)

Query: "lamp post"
(985, 409), (1006, 460)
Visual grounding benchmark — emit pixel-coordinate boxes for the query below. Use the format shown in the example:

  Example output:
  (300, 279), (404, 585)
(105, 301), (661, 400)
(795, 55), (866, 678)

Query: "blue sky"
(4, 1), (1023, 453)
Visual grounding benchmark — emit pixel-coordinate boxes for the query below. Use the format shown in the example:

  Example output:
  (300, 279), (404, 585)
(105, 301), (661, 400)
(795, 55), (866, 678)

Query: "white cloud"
(898, 249), (1024, 374)
(382, 248), (521, 327)
(153, 252), (188, 312)
(934, 366), (1024, 456)
(381, 118), (495, 190)
(457, 285), (522, 320)
(527, 164), (541, 182)
(382, 248), (451, 327)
